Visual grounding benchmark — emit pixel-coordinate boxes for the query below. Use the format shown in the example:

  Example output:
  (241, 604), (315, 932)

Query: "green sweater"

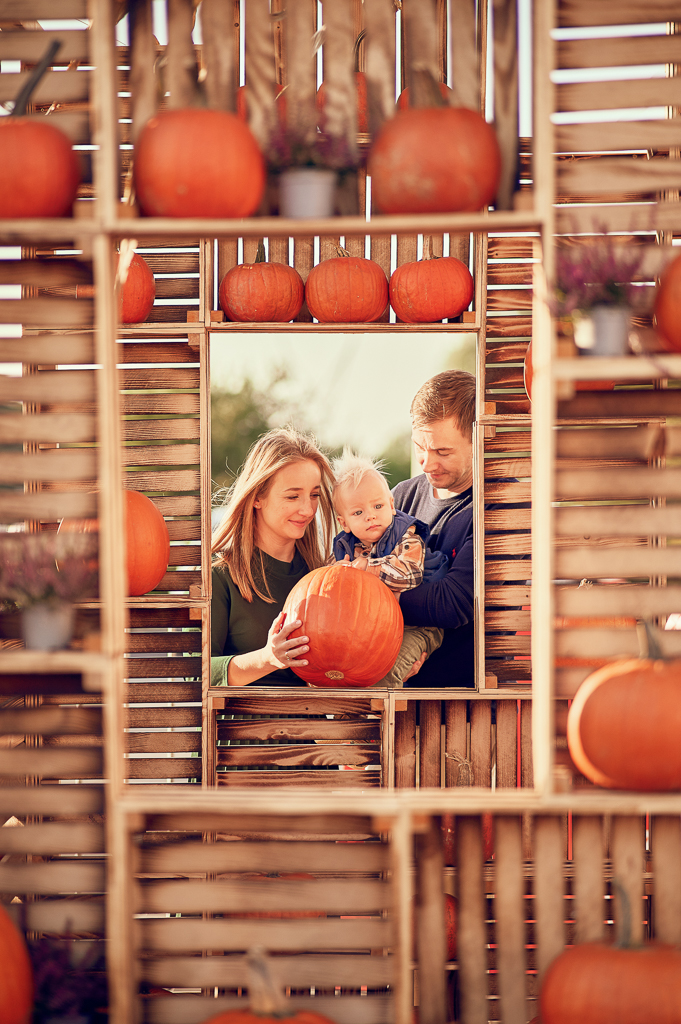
(210, 550), (309, 686)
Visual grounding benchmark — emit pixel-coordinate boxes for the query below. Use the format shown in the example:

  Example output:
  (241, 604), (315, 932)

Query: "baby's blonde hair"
(331, 447), (389, 506)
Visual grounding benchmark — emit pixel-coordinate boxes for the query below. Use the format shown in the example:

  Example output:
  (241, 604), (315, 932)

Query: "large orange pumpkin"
(567, 657), (681, 790)
(120, 252), (155, 324)
(369, 107), (501, 214)
(390, 254), (473, 323)
(219, 243), (304, 323)
(0, 118), (80, 219)
(59, 490), (170, 597)
(0, 904), (33, 1024)
(283, 565), (404, 687)
(134, 108), (265, 218)
(540, 942), (681, 1024)
(305, 250), (389, 323)
(654, 252), (681, 352)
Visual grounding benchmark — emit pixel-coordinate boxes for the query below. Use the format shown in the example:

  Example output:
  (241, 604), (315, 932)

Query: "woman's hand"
(403, 651), (427, 681)
(267, 611), (310, 670)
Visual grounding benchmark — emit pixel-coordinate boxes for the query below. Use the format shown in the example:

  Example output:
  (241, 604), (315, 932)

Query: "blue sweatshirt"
(392, 474), (474, 687)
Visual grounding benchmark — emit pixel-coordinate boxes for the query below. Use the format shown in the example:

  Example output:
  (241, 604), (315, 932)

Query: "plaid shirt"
(349, 523), (425, 594)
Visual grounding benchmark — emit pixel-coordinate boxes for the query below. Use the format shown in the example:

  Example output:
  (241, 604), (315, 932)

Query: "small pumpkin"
(0, 40), (80, 218)
(134, 108), (265, 218)
(0, 904), (33, 1024)
(204, 948), (337, 1024)
(369, 107), (501, 214)
(540, 942), (681, 1024)
(390, 239), (473, 323)
(305, 248), (389, 324)
(59, 490), (170, 597)
(282, 565), (404, 687)
(654, 251), (681, 352)
(120, 251), (155, 324)
(219, 240), (304, 323)
(567, 651), (681, 791)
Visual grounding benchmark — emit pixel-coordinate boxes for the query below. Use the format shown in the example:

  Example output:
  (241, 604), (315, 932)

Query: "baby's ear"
(389, 494), (396, 513)
(337, 513), (347, 531)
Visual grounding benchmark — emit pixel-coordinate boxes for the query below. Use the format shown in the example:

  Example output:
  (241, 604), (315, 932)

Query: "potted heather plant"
(0, 532), (97, 651)
(552, 233), (645, 356)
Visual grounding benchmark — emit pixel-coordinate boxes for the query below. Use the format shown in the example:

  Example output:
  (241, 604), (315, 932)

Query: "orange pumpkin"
(369, 107), (501, 214)
(0, 904), (33, 1024)
(120, 252), (155, 324)
(540, 942), (681, 1024)
(0, 40), (80, 218)
(134, 108), (265, 218)
(316, 72), (368, 134)
(219, 242), (304, 323)
(282, 565), (404, 687)
(60, 490), (169, 597)
(567, 657), (681, 790)
(390, 254), (473, 323)
(396, 82), (454, 110)
(654, 252), (681, 352)
(305, 250), (389, 323)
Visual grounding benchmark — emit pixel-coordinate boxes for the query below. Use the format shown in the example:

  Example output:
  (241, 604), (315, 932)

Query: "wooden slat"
(555, 584), (681, 618)
(470, 703), (491, 788)
(126, 632), (200, 654)
(496, 700), (517, 788)
(0, 68), (90, 105)
(127, 733), (200, 754)
(218, 719), (380, 742)
(0, 413), (97, 443)
(127, 708), (200, 728)
(556, 426), (660, 462)
(495, 816), (526, 1024)
(143, 953), (393, 989)
(9, 899), (105, 936)
(555, 505), (679, 537)
(0, 370), (96, 404)
(121, 418), (199, 441)
(144, 812), (373, 836)
(122, 443), (200, 466)
(140, 878), (388, 915)
(119, 366), (200, 389)
(486, 585), (532, 605)
(485, 560), (532, 582)
(0, 747), (102, 778)
(484, 481), (531, 503)
(558, 0), (681, 28)
(554, 628), (681, 660)
(0, 1), (88, 17)
(558, 390), (681, 418)
(0, 260), (91, 287)
(124, 657), (202, 679)
(611, 816), (644, 946)
(0, 490), (98, 522)
(0, 785), (103, 816)
(216, 743), (379, 768)
(395, 703), (416, 788)
(557, 118), (681, 155)
(0, 449), (97, 482)
(559, 157), (681, 196)
(419, 700), (442, 788)
(0, 29), (89, 61)
(533, 816), (564, 983)
(457, 816), (488, 1024)
(122, 393), (200, 415)
(219, 697), (373, 716)
(123, 468), (200, 490)
(142, 840), (389, 875)
(0, 706), (101, 734)
(0, 861), (105, 895)
(558, 34), (681, 70)
(0, 334), (95, 365)
(556, 468), (681, 500)
(652, 816), (681, 946)
(555, 546), (681, 579)
(218, 769), (380, 787)
(0, 822), (104, 854)
(415, 816), (447, 1024)
(0, 299), (93, 327)
(572, 815), (604, 944)
(486, 610), (531, 631)
(145, 995), (392, 1024)
(141, 916), (392, 951)
(124, 758), (201, 779)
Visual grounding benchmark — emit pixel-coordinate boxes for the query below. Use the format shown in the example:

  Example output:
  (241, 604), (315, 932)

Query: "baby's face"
(335, 473), (395, 544)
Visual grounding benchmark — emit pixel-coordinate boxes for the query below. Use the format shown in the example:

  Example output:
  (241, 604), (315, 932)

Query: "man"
(392, 369), (475, 687)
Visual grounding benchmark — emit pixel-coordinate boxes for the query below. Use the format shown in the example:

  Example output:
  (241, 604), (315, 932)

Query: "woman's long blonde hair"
(211, 426), (335, 602)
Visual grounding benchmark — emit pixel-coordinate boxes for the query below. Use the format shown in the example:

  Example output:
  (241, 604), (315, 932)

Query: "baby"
(332, 449), (448, 687)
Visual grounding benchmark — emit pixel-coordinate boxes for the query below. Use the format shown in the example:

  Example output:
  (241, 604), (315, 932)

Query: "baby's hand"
(351, 556), (368, 571)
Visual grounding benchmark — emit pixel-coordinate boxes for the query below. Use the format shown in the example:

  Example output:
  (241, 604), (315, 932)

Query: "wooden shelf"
(210, 320), (480, 332)
(554, 355), (681, 380)
(0, 650), (110, 679)
(0, 209), (543, 243)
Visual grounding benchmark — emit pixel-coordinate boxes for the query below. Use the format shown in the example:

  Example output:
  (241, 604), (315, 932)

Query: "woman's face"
(254, 459), (322, 554)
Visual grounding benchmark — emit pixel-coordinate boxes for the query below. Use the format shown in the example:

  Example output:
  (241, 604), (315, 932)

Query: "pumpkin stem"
(246, 946), (288, 1017)
(353, 30), (366, 73)
(334, 246), (351, 258)
(255, 239), (267, 264)
(422, 235), (440, 261)
(12, 40), (62, 118)
(636, 618), (664, 661)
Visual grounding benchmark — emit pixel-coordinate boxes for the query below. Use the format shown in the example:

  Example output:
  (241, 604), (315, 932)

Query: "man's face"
(412, 418), (473, 497)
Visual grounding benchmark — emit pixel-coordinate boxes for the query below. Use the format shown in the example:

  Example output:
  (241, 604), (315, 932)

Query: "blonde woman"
(211, 427), (334, 687)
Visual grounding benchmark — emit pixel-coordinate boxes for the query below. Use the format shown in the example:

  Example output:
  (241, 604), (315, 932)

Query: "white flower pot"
(21, 601), (75, 651)
(576, 305), (630, 357)
(279, 168), (336, 218)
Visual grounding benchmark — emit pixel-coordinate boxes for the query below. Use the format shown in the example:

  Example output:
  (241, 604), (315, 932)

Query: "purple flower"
(0, 532), (98, 607)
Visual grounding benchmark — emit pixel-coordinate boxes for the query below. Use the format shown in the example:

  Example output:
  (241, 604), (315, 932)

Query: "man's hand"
(403, 652), (427, 681)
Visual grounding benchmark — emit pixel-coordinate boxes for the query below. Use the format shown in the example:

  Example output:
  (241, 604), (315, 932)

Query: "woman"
(211, 426), (335, 686)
